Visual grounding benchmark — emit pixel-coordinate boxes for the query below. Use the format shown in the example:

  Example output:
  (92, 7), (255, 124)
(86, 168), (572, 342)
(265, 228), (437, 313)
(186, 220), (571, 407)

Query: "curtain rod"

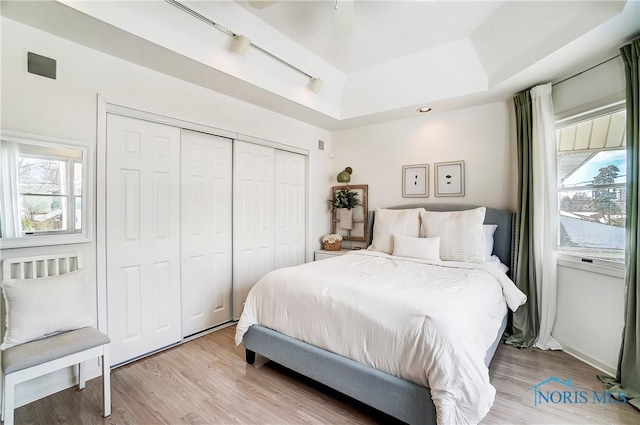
(552, 54), (621, 87)
(165, 0), (314, 80)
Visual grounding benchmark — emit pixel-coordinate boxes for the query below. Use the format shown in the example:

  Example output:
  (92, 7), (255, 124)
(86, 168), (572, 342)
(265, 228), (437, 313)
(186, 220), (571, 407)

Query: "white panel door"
(106, 114), (181, 366)
(274, 150), (306, 269)
(180, 130), (232, 337)
(233, 141), (275, 319)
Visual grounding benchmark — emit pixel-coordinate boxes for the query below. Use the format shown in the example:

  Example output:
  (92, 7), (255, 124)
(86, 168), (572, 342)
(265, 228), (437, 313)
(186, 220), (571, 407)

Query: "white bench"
(1, 253), (111, 425)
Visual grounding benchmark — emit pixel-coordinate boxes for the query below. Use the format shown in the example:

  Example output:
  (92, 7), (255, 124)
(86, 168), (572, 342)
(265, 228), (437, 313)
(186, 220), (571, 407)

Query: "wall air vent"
(27, 52), (56, 80)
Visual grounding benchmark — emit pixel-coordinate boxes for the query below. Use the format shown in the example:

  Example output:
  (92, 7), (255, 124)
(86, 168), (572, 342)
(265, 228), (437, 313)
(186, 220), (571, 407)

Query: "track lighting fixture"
(165, 0), (323, 94)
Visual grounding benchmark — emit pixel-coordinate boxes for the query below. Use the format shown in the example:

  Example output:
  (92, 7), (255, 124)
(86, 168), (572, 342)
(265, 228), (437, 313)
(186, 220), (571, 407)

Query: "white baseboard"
(556, 339), (617, 377)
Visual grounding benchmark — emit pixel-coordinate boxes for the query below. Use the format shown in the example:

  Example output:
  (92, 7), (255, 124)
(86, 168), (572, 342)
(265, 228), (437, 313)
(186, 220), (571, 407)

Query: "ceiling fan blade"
(247, 0), (277, 9)
(333, 0), (353, 39)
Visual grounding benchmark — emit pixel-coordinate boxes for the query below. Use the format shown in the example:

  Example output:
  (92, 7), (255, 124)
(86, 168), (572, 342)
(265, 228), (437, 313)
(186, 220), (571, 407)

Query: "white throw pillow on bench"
(1, 269), (93, 350)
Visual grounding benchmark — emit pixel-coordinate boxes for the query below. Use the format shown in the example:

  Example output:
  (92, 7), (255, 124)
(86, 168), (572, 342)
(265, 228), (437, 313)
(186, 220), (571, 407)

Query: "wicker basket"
(323, 240), (342, 251)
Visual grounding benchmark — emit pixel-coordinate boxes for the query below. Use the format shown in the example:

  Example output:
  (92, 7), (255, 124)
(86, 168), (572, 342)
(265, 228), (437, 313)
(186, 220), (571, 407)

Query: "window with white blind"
(556, 105), (626, 264)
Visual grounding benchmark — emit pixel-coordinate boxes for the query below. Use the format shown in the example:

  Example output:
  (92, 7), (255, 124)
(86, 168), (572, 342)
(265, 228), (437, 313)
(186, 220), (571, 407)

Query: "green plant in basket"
(332, 188), (361, 210)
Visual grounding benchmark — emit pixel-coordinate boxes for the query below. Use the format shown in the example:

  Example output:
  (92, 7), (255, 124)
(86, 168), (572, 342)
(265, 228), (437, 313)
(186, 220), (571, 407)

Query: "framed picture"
(402, 164), (429, 198)
(331, 184), (368, 242)
(435, 160), (465, 197)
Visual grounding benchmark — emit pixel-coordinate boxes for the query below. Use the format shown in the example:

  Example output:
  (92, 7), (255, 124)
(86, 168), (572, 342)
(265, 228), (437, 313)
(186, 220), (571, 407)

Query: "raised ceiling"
(235, 1), (507, 73)
(2, 0), (639, 130)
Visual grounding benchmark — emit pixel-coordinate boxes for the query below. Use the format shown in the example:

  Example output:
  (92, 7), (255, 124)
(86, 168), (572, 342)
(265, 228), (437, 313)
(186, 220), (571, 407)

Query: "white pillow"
(481, 224), (498, 262)
(1, 269), (93, 350)
(392, 234), (441, 261)
(369, 208), (422, 254)
(420, 207), (486, 263)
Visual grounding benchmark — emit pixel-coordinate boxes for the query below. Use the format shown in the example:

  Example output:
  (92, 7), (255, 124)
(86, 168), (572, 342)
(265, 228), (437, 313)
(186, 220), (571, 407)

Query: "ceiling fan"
(247, 0), (354, 39)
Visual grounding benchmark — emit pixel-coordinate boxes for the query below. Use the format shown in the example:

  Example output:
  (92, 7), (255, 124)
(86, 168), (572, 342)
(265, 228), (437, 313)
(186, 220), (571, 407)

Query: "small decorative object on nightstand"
(322, 233), (343, 251)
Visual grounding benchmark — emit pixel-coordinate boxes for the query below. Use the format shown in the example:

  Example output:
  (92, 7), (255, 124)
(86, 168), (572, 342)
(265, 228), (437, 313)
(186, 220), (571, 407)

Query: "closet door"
(106, 114), (182, 366)
(180, 130), (232, 337)
(274, 150), (306, 268)
(233, 141), (275, 319)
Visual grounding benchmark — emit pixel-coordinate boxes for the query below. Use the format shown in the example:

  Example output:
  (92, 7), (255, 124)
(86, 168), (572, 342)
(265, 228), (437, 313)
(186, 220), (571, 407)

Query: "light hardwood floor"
(14, 325), (640, 425)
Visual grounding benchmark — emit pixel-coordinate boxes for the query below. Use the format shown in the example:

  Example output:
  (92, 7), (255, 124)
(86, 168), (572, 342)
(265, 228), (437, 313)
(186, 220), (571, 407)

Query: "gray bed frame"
(243, 205), (515, 425)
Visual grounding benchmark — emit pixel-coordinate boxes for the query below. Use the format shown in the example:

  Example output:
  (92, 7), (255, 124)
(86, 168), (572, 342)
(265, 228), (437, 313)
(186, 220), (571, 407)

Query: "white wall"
(550, 56), (627, 375)
(553, 266), (624, 375)
(0, 16), (332, 406)
(332, 101), (517, 212)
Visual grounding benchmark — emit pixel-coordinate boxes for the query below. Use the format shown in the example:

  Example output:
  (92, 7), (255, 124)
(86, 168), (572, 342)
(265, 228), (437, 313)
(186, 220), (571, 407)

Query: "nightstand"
(314, 249), (352, 261)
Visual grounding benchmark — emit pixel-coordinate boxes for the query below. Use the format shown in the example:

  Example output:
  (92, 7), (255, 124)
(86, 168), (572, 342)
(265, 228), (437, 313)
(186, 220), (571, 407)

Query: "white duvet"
(235, 250), (526, 425)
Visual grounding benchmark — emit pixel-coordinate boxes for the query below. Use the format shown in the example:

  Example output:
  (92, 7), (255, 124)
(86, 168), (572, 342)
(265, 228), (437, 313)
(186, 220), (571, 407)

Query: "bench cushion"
(2, 327), (110, 375)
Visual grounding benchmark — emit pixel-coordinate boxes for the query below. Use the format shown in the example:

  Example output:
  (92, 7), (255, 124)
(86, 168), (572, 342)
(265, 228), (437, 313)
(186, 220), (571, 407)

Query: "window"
(1, 131), (92, 249)
(557, 106), (626, 263)
(18, 145), (82, 234)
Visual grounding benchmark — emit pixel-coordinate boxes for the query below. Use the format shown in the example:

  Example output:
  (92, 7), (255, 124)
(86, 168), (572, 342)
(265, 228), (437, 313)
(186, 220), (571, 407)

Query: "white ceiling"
(234, 1), (507, 73)
(2, 0), (639, 130)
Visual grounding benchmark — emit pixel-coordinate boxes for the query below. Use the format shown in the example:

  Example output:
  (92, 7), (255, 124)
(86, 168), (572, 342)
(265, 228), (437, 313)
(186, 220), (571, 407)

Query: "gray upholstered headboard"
(366, 205), (515, 278)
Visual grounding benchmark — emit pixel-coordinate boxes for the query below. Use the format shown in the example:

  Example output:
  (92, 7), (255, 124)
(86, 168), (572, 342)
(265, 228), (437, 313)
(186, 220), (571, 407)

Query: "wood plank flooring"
(14, 325), (640, 425)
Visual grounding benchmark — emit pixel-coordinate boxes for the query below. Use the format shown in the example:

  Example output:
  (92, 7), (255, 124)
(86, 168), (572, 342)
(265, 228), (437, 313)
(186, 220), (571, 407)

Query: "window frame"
(555, 102), (626, 274)
(0, 131), (93, 249)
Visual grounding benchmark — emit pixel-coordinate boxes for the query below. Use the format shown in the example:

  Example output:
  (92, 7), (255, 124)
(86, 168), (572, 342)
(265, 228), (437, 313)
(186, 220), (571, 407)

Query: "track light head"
(230, 34), (251, 56)
(309, 77), (324, 94)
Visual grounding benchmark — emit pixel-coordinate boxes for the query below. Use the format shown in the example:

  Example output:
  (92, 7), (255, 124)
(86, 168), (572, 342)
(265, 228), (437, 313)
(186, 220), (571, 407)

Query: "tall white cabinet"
(105, 115), (306, 365)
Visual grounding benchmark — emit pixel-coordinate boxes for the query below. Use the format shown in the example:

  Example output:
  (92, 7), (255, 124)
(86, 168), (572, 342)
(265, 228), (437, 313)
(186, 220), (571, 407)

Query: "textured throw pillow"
(369, 208), (422, 254)
(392, 234), (441, 261)
(481, 224), (498, 262)
(1, 269), (93, 350)
(420, 207), (486, 263)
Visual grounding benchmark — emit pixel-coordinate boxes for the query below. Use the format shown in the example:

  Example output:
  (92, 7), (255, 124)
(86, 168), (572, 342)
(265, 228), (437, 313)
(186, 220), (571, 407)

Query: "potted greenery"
(332, 188), (361, 230)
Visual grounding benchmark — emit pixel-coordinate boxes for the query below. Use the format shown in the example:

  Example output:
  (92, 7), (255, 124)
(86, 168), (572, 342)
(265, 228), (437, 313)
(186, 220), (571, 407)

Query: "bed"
(235, 204), (525, 425)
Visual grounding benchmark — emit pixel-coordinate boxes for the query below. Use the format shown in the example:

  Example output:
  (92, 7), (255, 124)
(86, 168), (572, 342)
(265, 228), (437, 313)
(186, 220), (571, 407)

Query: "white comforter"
(235, 250), (526, 425)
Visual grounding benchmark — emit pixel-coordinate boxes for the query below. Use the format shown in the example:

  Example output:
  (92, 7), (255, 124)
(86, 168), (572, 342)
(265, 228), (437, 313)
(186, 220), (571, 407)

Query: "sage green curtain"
(616, 37), (640, 410)
(506, 91), (539, 348)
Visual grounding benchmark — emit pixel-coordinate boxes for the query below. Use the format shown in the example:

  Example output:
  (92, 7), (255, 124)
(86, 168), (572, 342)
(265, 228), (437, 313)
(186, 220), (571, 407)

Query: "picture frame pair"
(402, 160), (465, 198)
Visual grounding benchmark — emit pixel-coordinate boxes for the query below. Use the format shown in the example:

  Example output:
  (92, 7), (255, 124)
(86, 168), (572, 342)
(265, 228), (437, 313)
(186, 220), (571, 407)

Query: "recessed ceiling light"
(417, 107), (432, 113)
